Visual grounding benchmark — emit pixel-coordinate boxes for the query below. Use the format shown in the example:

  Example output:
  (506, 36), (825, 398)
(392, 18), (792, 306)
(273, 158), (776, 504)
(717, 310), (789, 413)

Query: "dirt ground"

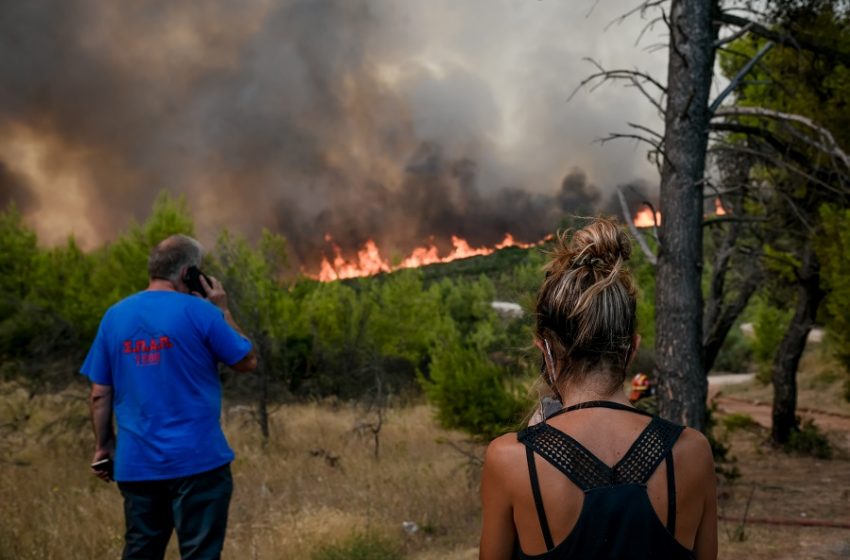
(711, 375), (850, 560)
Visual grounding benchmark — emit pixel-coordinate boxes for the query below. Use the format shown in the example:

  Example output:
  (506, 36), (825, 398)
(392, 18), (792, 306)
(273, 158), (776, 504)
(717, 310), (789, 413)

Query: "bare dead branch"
(624, 79), (667, 116)
(713, 20), (754, 48)
(721, 5), (770, 20)
(606, 0), (668, 31)
(617, 188), (657, 265)
(587, 0), (603, 18)
(598, 132), (661, 149)
(711, 142), (843, 196)
(709, 41), (774, 113)
(716, 12), (850, 66)
(714, 107), (850, 172)
(644, 42), (670, 54)
(628, 122), (664, 139)
(636, 14), (667, 46)
(781, 121), (850, 179)
(441, 439), (483, 467)
(710, 123), (825, 183)
(778, 191), (816, 234)
(716, 45), (796, 99)
(570, 59), (667, 116)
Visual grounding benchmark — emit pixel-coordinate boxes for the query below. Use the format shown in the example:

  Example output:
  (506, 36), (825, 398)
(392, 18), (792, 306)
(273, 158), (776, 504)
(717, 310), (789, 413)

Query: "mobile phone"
(91, 457), (114, 479)
(183, 266), (210, 297)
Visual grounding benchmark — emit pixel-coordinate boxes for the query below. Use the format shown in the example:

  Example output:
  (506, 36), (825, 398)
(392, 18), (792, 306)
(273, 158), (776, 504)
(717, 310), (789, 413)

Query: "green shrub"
(817, 205), (850, 375)
(312, 532), (402, 560)
(704, 403), (740, 481)
(631, 243), (656, 352)
(712, 327), (753, 373)
(421, 340), (529, 440)
(751, 296), (793, 384)
(721, 413), (757, 433)
(810, 368), (841, 387)
(786, 419), (832, 459)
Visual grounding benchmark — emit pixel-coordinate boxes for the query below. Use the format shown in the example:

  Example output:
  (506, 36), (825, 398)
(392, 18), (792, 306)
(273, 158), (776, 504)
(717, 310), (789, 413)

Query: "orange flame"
(631, 198), (728, 229)
(633, 207), (661, 228)
(312, 233), (537, 282)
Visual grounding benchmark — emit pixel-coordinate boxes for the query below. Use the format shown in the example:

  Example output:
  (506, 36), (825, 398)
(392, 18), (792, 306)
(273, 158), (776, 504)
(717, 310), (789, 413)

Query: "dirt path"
(714, 395), (850, 433)
(708, 375), (850, 454)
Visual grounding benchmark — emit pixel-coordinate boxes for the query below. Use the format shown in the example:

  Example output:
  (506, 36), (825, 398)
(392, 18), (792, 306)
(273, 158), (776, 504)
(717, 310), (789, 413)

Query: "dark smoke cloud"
(0, 0), (665, 267)
(0, 162), (35, 213)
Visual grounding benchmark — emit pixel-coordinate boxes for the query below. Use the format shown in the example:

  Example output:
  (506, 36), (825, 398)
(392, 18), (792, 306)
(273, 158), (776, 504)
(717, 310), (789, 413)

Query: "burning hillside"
(311, 233), (538, 281)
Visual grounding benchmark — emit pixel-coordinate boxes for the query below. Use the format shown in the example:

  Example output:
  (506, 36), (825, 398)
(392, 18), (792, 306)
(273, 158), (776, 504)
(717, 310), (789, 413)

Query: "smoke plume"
(0, 0), (665, 268)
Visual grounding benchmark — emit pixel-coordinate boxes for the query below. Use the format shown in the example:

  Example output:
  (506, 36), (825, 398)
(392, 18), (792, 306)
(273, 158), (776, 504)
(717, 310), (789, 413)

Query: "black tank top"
(515, 401), (695, 560)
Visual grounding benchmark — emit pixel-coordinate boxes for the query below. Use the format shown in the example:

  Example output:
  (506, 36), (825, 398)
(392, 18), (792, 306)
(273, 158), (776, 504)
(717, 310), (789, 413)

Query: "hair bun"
(566, 218), (631, 271)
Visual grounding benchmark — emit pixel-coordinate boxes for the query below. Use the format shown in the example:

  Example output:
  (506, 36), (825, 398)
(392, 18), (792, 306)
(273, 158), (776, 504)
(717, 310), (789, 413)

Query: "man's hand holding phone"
(198, 274), (229, 312)
(91, 457), (113, 482)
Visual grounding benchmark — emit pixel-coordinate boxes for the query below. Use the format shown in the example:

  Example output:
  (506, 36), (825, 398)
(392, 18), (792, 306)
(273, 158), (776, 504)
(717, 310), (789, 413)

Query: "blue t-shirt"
(80, 290), (252, 482)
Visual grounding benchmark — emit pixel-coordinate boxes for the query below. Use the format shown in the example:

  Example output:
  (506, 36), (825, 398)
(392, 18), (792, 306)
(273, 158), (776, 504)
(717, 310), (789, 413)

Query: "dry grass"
(0, 381), (483, 560)
(2, 374), (850, 560)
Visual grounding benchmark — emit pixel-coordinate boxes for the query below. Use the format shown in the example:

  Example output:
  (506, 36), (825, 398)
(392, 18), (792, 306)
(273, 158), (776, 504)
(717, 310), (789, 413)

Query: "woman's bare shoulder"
(484, 432), (527, 476)
(486, 432), (524, 458)
(674, 427), (716, 474)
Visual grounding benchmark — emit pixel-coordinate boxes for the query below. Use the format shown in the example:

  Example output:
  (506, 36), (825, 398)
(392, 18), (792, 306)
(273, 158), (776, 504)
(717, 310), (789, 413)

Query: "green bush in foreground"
(312, 532), (402, 560)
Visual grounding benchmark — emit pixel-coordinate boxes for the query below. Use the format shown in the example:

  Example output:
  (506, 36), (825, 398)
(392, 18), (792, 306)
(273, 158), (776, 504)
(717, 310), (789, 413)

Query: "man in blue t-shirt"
(81, 234), (257, 559)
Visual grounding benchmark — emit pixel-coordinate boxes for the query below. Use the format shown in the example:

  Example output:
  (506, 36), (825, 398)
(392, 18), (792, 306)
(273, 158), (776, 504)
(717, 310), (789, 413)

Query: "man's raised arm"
(200, 275), (258, 372)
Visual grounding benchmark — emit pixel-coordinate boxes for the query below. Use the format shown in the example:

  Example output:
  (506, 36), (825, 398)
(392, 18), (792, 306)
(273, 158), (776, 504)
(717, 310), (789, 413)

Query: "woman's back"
(478, 219), (717, 559)
(480, 402), (716, 560)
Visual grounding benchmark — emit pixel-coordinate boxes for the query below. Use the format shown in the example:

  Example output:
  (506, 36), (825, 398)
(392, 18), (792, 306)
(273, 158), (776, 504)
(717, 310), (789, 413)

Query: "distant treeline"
(5, 191), (840, 438)
(0, 193), (549, 437)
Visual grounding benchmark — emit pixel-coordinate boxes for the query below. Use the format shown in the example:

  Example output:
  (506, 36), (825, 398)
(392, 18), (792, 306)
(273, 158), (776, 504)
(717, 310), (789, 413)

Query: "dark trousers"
(118, 464), (233, 560)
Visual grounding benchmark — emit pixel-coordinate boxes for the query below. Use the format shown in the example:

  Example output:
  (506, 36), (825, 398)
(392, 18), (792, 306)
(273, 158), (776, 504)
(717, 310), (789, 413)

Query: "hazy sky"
(0, 0), (681, 264)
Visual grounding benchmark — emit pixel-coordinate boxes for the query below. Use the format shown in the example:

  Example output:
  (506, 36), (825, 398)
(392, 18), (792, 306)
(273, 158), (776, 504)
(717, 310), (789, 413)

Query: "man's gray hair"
(148, 234), (203, 283)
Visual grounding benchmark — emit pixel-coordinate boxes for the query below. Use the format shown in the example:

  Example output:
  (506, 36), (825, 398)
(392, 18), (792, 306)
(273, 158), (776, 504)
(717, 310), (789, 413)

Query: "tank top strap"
(545, 400), (654, 422)
(525, 446), (555, 551)
(518, 408), (688, 554)
(666, 446), (678, 535)
(518, 423), (614, 492)
(612, 416), (684, 485)
(521, 402), (684, 488)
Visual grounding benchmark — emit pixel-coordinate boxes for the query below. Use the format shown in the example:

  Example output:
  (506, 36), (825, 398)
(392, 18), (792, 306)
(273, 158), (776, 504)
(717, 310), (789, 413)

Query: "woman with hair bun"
(479, 218), (717, 560)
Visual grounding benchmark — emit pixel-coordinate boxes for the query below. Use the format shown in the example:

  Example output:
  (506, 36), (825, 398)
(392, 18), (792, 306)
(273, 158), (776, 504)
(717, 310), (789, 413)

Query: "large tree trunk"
(772, 246), (825, 444)
(655, 0), (719, 430)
